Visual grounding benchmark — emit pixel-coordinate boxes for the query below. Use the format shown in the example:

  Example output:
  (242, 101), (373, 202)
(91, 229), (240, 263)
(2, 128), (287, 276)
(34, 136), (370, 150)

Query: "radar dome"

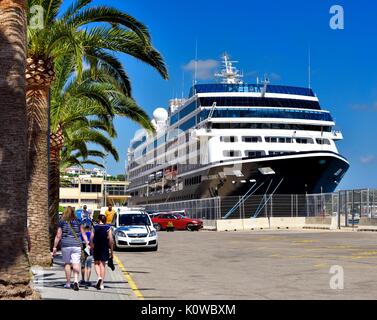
(153, 108), (168, 122)
(150, 119), (157, 129)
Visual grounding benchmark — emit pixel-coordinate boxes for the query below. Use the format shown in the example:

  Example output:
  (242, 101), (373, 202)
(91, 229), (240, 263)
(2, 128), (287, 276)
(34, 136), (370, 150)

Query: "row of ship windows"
(220, 136), (331, 145)
(128, 136), (330, 176)
(171, 103), (327, 126)
(129, 135), (329, 170)
(191, 84), (315, 97)
(199, 97), (320, 110)
(130, 122), (331, 157)
(198, 108), (333, 122)
(224, 150), (297, 158)
(171, 97), (322, 124)
(211, 123), (332, 131)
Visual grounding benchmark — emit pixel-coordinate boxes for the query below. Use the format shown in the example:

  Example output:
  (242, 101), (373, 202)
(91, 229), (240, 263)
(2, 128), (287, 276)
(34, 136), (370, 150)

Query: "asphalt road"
(114, 230), (377, 300)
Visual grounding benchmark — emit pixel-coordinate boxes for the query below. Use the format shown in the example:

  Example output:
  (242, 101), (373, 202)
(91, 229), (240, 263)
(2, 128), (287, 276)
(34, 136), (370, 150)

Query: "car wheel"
(155, 223), (162, 231)
(186, 224), (193, 231)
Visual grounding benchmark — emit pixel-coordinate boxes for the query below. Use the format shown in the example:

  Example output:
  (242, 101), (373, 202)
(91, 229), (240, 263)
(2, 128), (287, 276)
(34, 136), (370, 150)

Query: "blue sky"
(83, 0), (377, 190)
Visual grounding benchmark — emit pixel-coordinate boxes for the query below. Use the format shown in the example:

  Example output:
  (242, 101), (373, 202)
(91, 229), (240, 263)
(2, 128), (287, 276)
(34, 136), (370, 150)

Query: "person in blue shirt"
(79, 224), (93, 287)
(82, 205), (92, 221)
(75, 209), (83, 222)
(52, 207), (89, 291)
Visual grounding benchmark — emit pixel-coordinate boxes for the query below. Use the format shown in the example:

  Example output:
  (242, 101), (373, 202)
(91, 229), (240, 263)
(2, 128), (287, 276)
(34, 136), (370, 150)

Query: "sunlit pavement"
(115, 230), (377, 300)
(32, 254), (134, 300)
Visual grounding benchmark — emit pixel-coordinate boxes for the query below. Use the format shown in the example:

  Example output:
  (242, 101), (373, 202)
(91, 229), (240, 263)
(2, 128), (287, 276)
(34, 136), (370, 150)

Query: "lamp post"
(103, 152), (108, 207)
(145, 181), (149, 205)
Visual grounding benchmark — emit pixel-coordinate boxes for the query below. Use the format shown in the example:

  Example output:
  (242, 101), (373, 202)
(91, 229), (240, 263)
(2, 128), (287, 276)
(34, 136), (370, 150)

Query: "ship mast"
(215, 53), (243, 84)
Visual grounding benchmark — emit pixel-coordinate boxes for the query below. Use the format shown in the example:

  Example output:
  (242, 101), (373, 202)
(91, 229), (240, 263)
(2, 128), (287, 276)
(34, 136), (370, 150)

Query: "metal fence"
(145, 197), (222, 220)
(144, 189), (377, 222)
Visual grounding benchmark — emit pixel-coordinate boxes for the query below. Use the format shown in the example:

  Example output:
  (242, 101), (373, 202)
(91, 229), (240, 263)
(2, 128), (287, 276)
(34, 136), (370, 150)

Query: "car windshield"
(119, 214), (151, 226)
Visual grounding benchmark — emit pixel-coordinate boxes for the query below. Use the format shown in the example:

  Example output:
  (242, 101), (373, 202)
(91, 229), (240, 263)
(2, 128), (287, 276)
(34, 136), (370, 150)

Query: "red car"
(152, 213), (203, 231)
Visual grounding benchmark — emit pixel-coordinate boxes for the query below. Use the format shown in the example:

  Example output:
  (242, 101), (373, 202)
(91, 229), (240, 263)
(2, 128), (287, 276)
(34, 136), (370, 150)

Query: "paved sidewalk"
(31, 253), (134, 300)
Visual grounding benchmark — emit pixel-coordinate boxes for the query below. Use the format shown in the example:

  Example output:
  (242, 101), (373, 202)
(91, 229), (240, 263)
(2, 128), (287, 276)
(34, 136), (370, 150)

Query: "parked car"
(145, 210), (161, 219)
(152, 213), (203, 231)
(348, 212), (360, 225)
(111, 210), (158, 251)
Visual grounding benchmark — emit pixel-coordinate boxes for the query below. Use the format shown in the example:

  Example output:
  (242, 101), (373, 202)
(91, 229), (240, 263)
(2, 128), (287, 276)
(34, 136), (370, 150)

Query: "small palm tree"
(26, 0), (168, 265)
(47, 55), (156, 249)
(49, 119), (119, 246)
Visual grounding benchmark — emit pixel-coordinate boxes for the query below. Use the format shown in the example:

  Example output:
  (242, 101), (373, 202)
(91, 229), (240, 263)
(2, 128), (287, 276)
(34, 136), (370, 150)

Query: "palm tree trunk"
(48, 144), (61, 250)
(26, 54), (56, 266)
(0, 0), (37, 299)
(26, 83), (52, 266)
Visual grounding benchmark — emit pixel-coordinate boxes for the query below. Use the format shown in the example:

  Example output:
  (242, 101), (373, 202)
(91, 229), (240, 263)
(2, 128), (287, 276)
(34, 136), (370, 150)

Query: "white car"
(112, 210), (158, 251)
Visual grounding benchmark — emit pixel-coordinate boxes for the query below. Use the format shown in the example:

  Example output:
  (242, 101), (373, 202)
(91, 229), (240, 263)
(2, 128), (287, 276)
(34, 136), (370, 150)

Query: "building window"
(265, 137), (279, 143)
(223, 150), (242, 157)
(265, 137), (293, 143)
(80, 184), (102, 193)
(295, 138), (314, 144)
(245, 151), (265, 158)
(242, 136), (262, 143)
(105, 185), (127, 196)
(220, 136), (238, 143)
(269, 151), (295, 156)
(60, 199), (79, 203)
(316, 138), (331, 145)
(81, 199), (100, 204)
(179, 116), (196, 132)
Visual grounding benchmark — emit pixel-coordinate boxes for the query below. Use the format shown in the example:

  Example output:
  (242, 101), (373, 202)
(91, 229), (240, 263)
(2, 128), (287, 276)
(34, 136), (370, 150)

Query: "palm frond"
(66, 6), (151, 44)
(61, 0), (92, 20)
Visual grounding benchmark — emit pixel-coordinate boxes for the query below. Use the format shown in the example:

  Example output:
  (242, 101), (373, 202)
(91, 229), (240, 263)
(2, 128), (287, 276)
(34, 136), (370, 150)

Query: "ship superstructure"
(127, 54), (349, 205)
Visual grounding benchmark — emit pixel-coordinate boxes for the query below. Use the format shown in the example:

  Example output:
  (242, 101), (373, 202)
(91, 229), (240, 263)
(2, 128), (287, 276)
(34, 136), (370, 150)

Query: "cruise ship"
(127, 54), (349, 205)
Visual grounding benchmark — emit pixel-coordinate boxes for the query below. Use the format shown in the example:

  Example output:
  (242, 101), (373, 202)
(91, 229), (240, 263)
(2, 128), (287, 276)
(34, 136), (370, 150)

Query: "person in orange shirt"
(104, 205), (116, 224)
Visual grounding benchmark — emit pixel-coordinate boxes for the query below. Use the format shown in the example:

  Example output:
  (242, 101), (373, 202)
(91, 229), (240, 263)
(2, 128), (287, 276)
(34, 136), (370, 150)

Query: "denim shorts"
(83, 255), (93, 268)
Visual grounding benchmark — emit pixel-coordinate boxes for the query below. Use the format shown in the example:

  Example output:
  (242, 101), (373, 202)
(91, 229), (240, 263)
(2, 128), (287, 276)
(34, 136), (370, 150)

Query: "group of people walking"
(52, 205), (117, 291)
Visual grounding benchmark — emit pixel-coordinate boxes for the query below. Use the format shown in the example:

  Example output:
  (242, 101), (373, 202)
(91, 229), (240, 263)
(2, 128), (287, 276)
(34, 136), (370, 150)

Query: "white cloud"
(183, 59), (219, 80)
(269, 72), (281, 81)
(360, 155), (376, 165)
(351, 102), (377, 111)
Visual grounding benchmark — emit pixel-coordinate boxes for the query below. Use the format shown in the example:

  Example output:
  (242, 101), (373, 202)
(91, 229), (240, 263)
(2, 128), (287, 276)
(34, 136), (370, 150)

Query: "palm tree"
(0, 0), (35, 299)
(26, 0), (168, 265)
(47, 56), (155, 248)
(49, 119), (120, 244)
(49, 119), (119, 248)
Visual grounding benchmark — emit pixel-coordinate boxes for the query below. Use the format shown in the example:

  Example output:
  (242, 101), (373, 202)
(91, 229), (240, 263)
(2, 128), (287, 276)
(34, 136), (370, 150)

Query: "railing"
(142, 189), (377, 222)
